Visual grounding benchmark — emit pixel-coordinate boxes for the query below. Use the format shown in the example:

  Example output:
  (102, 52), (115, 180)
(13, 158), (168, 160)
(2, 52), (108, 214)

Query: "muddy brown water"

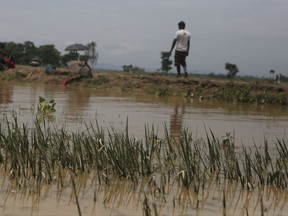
(1, 82), (287, 146)
(1, 82), (288, 216)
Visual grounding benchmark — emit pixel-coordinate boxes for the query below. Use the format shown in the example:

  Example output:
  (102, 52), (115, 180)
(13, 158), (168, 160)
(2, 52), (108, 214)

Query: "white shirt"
(175, 29), (191, 52)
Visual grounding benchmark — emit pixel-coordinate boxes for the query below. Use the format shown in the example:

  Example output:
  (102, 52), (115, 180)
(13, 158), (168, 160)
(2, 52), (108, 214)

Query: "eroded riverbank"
(1, 65), (287, 106)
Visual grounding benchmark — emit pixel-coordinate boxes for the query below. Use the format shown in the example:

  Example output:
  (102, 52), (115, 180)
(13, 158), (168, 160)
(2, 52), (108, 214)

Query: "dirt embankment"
(1, 65), (287, 105)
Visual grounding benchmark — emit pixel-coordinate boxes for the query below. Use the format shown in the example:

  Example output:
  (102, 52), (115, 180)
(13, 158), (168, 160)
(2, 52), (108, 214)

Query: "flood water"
(1, 82), (288, 216)
(1, 82), (287, 147)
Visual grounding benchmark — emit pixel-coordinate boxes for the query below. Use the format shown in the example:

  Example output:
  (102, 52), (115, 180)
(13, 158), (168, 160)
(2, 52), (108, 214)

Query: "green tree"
(22, 41), (37, 64)
(61, 52), (79, 65)
(2, 41), (101, 67)
(161, 51), (172, 74)
(225, 62), (239, 78)
(37, 45), (61, 66)
(4, 41), (38, 65)
(4, 42), (24, 64)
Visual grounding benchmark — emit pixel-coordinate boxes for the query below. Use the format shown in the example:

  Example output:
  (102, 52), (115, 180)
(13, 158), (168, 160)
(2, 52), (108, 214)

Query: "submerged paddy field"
(0, 66), (287, 215)
(1, 115), (288, 215)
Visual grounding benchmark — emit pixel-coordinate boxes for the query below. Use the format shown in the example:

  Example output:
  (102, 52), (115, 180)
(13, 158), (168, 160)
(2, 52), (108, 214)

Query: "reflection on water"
(65, 87), (92, 113)
(0, 84), (13, 104)
(0, 81), (287, 147)
(2, 168), (288, 216)
(170, 103), (185, 139)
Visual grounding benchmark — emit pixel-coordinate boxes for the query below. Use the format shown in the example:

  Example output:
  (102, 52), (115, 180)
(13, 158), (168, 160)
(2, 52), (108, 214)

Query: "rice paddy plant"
(268, 138), (288, 188)
(242, 146), (254, 189)
(103, 124), (164, 182)
(4, 117), (30, 180)
(48, 128), (72, 169)
(82, 121), (110, 184)
(0, 116), (48, 186)
(1, 112), (288, 200)
(177, 129), (203, 189)
(250, 143), (268, 185)
(145, 125), (167, 171)
(239, 139), (288, 189)
(220, 133), (243, 181)
(205, 128), (222, 173)
(70, 133), (87, 173)
(106, 128), (141, 179)
(203, 130), (243, 185)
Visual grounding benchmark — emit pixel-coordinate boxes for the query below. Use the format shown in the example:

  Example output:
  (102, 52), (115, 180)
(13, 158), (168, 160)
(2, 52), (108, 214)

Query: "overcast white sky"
(1, 0), (287, 76)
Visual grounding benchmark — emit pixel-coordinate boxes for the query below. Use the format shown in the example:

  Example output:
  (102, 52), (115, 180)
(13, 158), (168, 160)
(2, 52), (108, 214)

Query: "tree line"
(1, 41), (98, 67)
(2, 41), (285, 82)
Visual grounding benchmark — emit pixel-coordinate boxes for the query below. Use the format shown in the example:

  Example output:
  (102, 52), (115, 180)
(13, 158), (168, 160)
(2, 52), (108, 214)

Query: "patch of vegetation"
(87, 75), (110, 85)
(120, 82), (140, 92)
(235, 88), (251, 102)
(151, 86), (172, 96)
(193, 86), (204, 96)
(210, 83), (288, 105)
(37, 96), (56, 114)
(0, 76), (13, 81)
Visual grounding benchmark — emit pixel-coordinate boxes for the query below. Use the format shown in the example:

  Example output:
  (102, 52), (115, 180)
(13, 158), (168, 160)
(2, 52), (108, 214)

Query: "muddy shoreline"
(1, 65), (287, 106)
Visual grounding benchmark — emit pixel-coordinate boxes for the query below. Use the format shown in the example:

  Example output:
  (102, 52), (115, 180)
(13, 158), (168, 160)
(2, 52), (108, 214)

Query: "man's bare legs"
(176, 65), (181, 77)
(176, 65), (188, 77)
(183, 66), (188, 77)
